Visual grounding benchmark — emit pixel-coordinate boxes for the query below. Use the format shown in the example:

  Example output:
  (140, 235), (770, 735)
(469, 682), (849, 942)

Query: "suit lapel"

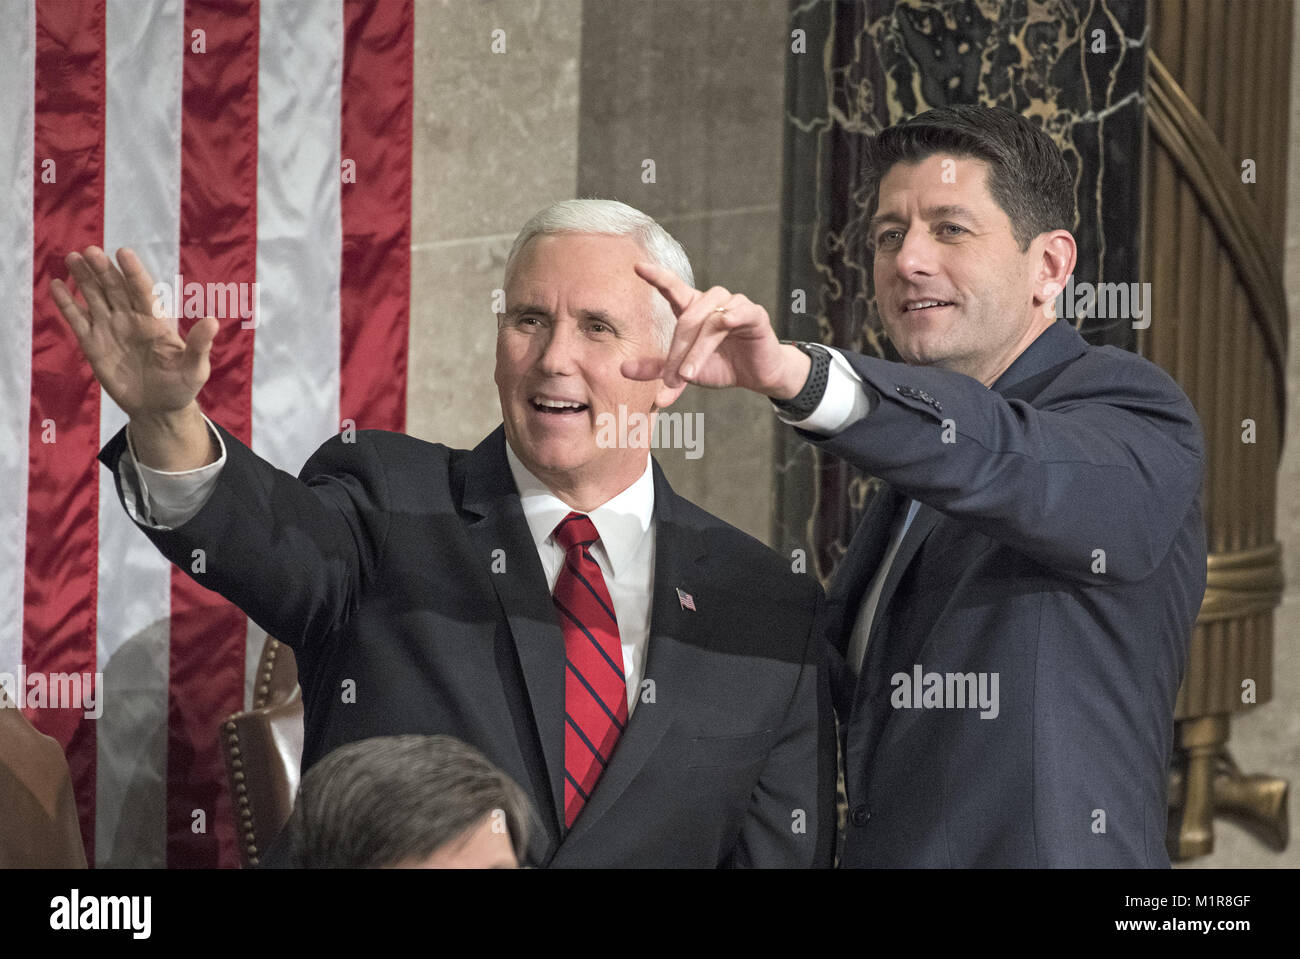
(460, 428), (568, 842)
(560, 460), (709, 849)
(849, 500), (941, 760)
(863, 500), (940, 662)
(824, 482), (905, 655)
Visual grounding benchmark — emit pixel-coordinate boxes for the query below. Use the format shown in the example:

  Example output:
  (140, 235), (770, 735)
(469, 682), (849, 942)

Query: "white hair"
(503, 199), (694, 352)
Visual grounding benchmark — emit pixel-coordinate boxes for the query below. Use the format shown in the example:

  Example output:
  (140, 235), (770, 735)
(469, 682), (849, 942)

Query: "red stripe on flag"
(28, 0), (106, 868)
(341, 0), (412, 432)
(170, 0), (260, 868)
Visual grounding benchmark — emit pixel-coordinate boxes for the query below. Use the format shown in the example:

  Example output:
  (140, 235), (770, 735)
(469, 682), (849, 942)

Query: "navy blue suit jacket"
(807, 320), (1206, 867)
(99, 424), (835, 868)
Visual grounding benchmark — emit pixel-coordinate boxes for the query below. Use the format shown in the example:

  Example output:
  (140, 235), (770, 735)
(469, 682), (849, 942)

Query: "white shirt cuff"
(773, 347), (873, 435)
(119, 415), (227, 530)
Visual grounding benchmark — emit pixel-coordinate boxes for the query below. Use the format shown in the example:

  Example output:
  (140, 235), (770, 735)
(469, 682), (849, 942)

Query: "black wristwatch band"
(773, 341), (832, 420)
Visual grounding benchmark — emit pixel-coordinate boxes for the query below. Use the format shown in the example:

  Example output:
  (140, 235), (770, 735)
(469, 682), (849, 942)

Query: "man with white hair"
(54, 199), (834, 868)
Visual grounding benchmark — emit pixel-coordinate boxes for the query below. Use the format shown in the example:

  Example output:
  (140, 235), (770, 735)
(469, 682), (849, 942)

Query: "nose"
(536, 319), (582, 375)
(890, 225), (939, 282)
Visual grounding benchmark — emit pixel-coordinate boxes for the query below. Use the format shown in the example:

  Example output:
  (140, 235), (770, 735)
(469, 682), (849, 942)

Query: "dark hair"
(284, 734), (534, 868)
(868, 104), (1075, 251)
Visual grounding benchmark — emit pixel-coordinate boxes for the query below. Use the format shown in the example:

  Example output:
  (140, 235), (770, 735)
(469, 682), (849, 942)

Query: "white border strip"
(96, 0), (184, 868)
(248, 0), (344, 707)
(0, 0), (36, 681)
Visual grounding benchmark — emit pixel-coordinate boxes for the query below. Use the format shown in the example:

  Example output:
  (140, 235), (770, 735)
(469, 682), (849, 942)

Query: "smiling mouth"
(531, 398), (589, 415)
(901, 300), (954, 314)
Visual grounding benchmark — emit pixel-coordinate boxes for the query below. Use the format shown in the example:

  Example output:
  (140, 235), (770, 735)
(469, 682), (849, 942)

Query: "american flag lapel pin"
(676, 587), (696, 612)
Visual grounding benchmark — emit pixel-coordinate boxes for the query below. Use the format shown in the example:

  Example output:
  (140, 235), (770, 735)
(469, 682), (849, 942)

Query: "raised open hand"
(49, 246), (218, 420)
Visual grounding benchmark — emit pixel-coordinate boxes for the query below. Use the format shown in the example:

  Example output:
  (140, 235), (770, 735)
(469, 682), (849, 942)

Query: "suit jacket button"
(851, 804), (870, 827)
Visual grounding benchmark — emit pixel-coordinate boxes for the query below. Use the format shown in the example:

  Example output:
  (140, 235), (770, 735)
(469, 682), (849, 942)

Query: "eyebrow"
(503, 302), (619, 326)
(869, 204), (980, 233)
(504, 301), (550, 318)
(577, 308), (618, 325)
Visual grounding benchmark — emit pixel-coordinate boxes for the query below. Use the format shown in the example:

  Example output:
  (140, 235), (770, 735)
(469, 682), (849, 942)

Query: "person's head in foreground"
(285, 734), (533, 868)
(867, 103), (1078, 387)
(495, 198), (694, 509)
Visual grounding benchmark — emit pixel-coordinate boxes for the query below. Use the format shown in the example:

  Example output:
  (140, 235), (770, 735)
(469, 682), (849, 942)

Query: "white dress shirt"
(118, 420), (656, 714)
(505, 444), (655, 716)
(772, 348), (915, 675)
(119, 415), (228, 530)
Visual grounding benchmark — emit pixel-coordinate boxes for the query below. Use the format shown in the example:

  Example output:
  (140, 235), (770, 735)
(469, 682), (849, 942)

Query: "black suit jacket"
(100, 424), (835, 868)
(807, 320), (1205, 867)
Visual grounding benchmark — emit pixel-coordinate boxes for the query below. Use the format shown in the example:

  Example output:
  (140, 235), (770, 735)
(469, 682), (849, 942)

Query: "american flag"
(1, 0), (412, 867)
(676, 587), (696, 612)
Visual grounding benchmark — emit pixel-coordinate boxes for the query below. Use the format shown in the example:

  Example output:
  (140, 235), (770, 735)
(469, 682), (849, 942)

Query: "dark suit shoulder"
(1048, 343), (1196, 409)
(1037, 345), (1205, 450)
(295, 429), (476, 510)
(668, 494), (823, 607)
(307, 428), (467, 469)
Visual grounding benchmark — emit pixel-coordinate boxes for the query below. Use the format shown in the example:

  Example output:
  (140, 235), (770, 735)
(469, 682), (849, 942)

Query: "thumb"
(621, 355), (665, 382)
(183, 316), (220, 371)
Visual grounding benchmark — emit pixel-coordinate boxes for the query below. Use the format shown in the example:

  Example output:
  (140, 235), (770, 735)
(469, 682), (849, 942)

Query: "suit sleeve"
(726, 589), (837, 868)
(801, 351), (1205, 584)
(98, 420), (391, 656)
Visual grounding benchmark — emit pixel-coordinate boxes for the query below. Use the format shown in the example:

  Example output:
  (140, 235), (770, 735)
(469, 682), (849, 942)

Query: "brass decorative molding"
(1145, 0), (1289, 859)
(1199, 543), (1285, 622)
(1146, 52), (1288, 437)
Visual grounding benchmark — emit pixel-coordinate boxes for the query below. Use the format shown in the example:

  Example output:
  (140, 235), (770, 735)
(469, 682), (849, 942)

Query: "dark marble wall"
(777, 0), (1148, 579)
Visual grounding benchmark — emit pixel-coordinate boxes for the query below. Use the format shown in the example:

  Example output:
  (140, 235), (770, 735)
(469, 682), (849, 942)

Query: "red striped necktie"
(551, 511), (628, 829)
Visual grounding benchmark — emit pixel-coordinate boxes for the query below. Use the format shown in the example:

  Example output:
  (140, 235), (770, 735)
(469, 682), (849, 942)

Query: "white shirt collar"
(504, 442), (655, 578)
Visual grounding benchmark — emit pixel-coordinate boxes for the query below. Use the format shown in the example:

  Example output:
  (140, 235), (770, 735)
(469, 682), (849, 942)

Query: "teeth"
(535, 398), (584, 409)
(906, 300), (948, 311)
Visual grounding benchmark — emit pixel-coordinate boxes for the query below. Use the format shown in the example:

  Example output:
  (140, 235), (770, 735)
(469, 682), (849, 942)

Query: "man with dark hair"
(634, 104), (1206, 867)
(284, 734), (532, 869)
(865, 103), (1077, 251)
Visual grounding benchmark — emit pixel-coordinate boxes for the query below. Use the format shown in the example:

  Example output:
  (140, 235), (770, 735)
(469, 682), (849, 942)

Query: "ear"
(652, 378), (688, 412)
(1032, 229), (1077, 308)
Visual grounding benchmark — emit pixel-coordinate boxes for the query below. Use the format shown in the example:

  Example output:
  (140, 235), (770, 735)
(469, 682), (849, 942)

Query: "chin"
(524, 443), (592, 477)
(893, 334), (951, 367)
(892, 342), (930, 365)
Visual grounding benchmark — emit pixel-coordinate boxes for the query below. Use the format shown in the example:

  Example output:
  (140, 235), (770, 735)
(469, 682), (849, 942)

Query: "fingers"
(676, 294), (747, 382)
(64, 251), (112, 320)
(82, 245), (137, 315)
(116, 247), (163, 318)
(660, 286), (734, 388)
(50, 277), (92, 342)
(635, 262), (697, 316)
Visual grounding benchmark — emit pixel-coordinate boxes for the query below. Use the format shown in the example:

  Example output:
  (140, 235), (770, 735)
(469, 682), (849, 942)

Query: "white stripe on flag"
(96, 0), (185, 868)
(0, 0), (35, 681)
(248, 0), (344, 706)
